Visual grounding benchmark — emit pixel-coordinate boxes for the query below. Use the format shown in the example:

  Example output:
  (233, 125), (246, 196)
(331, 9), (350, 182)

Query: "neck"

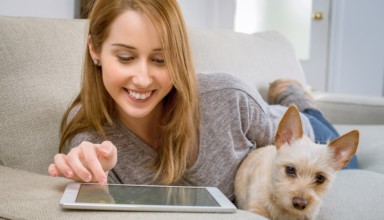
(118, 105), (162, 148)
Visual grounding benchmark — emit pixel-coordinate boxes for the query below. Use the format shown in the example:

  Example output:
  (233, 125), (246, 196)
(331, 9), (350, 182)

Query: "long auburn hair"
(59, 0), (200, 185)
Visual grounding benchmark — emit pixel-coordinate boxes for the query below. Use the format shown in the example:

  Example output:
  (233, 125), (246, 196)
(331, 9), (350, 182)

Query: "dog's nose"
(292, 197), (308, 210)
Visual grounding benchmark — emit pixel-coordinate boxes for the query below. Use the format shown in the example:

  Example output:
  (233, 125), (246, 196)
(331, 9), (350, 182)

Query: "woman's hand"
(48, 141), (117, 185)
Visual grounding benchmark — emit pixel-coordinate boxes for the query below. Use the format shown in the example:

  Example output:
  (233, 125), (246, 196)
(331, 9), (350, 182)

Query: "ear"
(328, 130), (359, 170)
(275, 105), (304, 149)
(88, 35), (99, 61)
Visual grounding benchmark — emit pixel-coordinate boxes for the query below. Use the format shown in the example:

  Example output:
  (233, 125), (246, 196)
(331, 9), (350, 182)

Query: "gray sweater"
(67, 73), (314, 201)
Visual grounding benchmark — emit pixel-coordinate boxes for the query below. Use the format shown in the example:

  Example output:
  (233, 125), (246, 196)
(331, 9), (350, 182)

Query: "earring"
(93, 59), (100, 66)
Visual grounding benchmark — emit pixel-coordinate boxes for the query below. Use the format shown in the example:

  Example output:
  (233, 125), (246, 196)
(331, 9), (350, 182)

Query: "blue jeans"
(301, 108), (358, 169)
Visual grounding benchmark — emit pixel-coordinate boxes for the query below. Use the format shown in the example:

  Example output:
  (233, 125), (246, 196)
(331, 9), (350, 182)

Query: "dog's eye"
(285, 166), (296, 177)
(315, 174), (326, 184)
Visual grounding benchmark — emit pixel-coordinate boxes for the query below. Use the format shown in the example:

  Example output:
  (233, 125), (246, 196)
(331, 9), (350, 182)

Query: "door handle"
(313, 12), (324, 21)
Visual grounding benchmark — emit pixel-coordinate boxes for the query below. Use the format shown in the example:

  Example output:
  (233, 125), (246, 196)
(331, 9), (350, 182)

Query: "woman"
(48, 0), (356, 201)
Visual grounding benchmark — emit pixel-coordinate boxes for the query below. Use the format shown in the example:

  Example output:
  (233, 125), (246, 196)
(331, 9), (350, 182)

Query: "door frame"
(300, 0), (331, 92)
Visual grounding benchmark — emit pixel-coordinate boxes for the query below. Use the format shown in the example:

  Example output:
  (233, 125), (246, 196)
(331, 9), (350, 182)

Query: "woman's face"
(91, 10), (173, 122)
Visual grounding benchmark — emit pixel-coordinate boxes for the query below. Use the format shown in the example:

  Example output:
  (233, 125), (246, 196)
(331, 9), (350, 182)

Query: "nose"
(292, 197), (308, 210)
(132, 60), (153, 88)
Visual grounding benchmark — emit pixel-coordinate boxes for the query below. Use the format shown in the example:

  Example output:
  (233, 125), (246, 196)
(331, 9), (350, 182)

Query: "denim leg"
(301, 108), (358, 169)
(343, 155), (358, 169)
(301, 108), (339, 144)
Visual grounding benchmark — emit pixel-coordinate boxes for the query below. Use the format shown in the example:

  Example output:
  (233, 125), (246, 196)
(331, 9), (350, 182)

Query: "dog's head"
(271, 105), (359, 216)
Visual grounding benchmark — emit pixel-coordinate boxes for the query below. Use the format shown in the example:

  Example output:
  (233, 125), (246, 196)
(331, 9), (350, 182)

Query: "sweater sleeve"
(197, 72), (314, 149)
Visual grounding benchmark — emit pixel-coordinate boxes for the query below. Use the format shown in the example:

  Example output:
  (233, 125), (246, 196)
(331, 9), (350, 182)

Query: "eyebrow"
(111, 43), (162, 51)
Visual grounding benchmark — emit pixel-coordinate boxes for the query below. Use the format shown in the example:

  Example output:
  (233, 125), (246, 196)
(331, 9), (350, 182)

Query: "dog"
(234, 105), (359, 220)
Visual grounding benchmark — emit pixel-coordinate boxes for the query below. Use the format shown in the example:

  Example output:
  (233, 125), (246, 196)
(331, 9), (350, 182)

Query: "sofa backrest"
(189, 28), (306, 98)
(0, 16), (306, 174)
(0, 16), (87, 174)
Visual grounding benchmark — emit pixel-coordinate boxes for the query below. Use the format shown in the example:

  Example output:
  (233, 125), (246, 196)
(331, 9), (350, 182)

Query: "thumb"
(97, 141), (117, 171)
(98, 141), (115, 157)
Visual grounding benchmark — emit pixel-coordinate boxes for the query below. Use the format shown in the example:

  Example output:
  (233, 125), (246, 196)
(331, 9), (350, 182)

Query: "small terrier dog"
(235, 105), (359, 220)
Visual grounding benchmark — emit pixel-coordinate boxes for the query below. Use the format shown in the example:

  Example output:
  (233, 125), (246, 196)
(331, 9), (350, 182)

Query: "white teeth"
(129, 90), (151, 100)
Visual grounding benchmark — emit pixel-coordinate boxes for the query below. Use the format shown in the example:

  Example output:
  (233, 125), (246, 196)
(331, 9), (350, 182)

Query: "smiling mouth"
(126, 89), (153, 100)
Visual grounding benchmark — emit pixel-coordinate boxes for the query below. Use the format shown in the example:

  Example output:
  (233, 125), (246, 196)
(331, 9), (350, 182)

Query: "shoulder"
(197, 73), (264, 105)
(67, 104), (81, 123)
(197, 73), (259, 96)
(197, 73), (252, 94)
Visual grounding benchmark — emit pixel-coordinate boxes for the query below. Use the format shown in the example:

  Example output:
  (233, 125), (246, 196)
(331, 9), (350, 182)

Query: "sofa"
(1, 16), (384, 220)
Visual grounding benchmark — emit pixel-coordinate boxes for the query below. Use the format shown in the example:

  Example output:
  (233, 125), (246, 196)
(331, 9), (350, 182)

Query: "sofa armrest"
(313, 92), (384, 125)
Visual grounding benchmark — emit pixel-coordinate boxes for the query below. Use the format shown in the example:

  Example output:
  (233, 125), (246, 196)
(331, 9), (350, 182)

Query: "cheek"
(99, 52), (125, 88)
(101, 65), (126, 90)
(157, 69), (173, 90)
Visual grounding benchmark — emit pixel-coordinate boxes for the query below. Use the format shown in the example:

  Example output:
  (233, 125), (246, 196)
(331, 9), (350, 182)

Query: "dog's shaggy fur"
(235, 106), (359, 220)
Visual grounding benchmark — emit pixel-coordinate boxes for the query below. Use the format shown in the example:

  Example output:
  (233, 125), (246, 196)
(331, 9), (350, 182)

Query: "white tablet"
(60, 183), (237, 213)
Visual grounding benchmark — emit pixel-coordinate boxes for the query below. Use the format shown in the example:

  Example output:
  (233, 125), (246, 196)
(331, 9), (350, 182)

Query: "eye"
(315, 174), (326, 184)
(285, 166), (296, 177)
(152, 57), (165, 65)
(117, 55), (134, 63)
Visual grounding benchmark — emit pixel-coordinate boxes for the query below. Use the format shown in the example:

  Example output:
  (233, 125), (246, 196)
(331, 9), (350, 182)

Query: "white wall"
(178, 0), (235, 30)
(0, 0), (79, 19)
(235, 0), (312, 60)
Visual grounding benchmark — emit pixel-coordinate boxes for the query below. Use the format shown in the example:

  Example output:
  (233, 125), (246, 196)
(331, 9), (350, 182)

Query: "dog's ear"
(328, 130), (359, 170)
(275, 105), (303, 149)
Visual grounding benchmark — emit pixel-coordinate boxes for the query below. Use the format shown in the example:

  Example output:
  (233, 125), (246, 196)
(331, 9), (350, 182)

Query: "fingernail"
(66, 170), (73, 177)
(85, 174), (92, 182)
(99, 176), (107, 185)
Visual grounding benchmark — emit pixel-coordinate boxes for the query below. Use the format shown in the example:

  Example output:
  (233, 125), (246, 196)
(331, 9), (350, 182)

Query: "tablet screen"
(76, 184), (220, 207)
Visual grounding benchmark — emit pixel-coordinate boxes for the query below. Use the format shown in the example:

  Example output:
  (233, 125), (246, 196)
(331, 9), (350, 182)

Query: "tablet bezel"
(60, 183), (236, 213)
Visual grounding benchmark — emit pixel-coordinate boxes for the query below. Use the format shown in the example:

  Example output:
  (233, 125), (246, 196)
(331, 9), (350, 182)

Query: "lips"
(124, 88), (153, 101)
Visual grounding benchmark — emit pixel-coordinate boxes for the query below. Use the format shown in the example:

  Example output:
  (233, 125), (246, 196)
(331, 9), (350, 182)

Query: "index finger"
(80, 143), (108, 185)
